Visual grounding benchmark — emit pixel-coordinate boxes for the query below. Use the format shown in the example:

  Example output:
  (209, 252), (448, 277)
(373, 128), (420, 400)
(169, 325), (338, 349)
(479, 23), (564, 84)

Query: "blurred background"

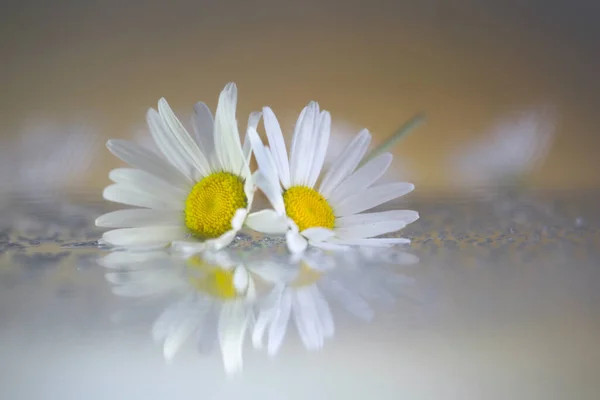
(2, 0), (600, 195)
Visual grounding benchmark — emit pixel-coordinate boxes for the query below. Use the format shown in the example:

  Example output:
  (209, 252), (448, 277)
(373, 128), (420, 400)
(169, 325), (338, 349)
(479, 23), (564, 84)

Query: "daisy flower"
(96, 83), (261, 250)
(100, 249), (277, 375)
(452, 108), (556, 189)
(245, 102), (419, 253)
(252, 251), (417, 355)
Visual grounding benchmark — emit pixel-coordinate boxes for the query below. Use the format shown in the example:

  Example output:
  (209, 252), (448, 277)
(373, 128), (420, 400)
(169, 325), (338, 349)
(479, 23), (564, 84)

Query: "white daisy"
(96, 83), (261, 250)
(252, 252), (416, 355)
(101, 249), (277, 375)
(245, 102), (419, 253)
(452, 108), (556, 189)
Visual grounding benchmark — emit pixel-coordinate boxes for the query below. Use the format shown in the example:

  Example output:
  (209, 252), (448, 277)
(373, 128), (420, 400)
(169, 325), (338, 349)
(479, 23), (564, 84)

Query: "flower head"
(96, 83), (261, 250)
(246, 102), (418, 253)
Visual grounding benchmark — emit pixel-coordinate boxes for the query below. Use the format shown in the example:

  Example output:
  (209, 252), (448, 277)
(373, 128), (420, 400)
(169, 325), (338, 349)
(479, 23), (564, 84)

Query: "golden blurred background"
(2, 0), (600, 194)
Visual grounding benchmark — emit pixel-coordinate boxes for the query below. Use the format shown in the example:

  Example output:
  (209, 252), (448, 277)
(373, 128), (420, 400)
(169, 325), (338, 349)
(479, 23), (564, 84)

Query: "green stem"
(359, 113), (426, 168)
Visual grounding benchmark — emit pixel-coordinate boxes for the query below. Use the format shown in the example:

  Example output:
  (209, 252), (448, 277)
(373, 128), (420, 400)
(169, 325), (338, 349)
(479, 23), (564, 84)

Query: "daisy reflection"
(252, 248), (418, 355)
(100, 249), (281, 375)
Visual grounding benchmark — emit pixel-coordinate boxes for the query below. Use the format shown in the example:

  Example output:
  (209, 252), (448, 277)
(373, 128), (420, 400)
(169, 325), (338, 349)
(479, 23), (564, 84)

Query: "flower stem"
(359, 113), (426, 168)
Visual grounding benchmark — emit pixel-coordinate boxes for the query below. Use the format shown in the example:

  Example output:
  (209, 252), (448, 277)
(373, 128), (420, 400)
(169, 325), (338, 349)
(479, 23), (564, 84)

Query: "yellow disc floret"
(283, 186), (335, 231)
(184, 172), (247, 239)
(187, 256), (238, 299)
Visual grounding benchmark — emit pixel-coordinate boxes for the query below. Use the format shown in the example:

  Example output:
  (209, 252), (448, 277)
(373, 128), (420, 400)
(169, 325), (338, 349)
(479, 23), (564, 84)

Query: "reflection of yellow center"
(187, 256), (238, 299)
(290, 263), (323, 287)
(184, 172), (247, 239)
(283, 186), (335, 232)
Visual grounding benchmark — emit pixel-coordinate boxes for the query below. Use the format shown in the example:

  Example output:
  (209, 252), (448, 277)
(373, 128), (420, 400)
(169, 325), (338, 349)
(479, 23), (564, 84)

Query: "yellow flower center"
(184, 172), (247, 239)
(187, 256), (238, 299)
(283, 186), (335, 232)
(290, 263), (322, 287)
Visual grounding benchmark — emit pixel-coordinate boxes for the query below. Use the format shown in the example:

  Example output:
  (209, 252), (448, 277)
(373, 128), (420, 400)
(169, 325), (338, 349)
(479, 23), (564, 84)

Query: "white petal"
(301, 227), (335, 242)
(286, 230), (308, 253)
(292, 288), (323, 350)
(231, 208), (248, 230)
(218, 301), (250, 375)
(328, 153), (392, 205)
(204, 230), (237, 251)
(335, 220), (409, 239)
(311, 286), (334, 338)
(262, 107), (291, 188)
(290, 102), (319, 187)
(147, 107), (195, 180)
(96, 209), (183, 228)
(306, 111), (331, 188)
(333, 237), (411, 247)
(106, 139), (191, 188)
(163, 315), (199, 362)
(335, 210), (419, 227)
(245, 209), (289, 234)
(103, 184), (182, 209)
(267, 291), (293, 356)
(102, 226), (188, 246)
(247, 128), (286, 214)
(191, 101), (219, 169)
(319, 129), (371, 197)
(244, 111), (262, 161)
(97, 250), (171, 269)
(214, 82), (244, 173)
(158, 98), (212, 179)
(109, 168), (187, 203)
(171, 240), (207, 256)
(232, 266), (250, 294)
(334, 182), (415, 216)
(309, 241), (350, 252)
(320, 280), (373, 321)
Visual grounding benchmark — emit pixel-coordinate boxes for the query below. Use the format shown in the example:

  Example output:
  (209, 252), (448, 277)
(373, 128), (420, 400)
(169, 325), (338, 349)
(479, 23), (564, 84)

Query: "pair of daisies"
(96, 83), (418, 253)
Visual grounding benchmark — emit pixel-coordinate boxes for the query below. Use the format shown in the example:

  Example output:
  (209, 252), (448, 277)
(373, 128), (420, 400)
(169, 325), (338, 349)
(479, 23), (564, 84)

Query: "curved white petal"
(106, 139), (191, 188)
(262, 106), (291, 188)
(286, 230), (308, 253)
(334, 182), (415, 216)
(332, 237), (411, 247)
(204, 230), (237, 251)
(231, 208), (248, 231)
(335, 210), (419, 227)
(245, 209), (289, 234)
(301, 227), (335, 242)
(102, 226), (188, 247)
(147, 107), (195, 180)
(171, 240), (207, 256)
(290, 102), (319, 187)
(334, 220), (409, 240)
(306, 111), (331, 188)
(96, 209), (183, 228)
(328, 153), (393, 205)
(109, 168), (187, 203)
(191, 101), (218, 169)
(219, 301), (251, 375)
(103, 184), (182, 210)
(244, 111), (262, 162)
(267, 291), (293, 356)
(158, 98), (211, 179)
(319, 129), (371, 198)
(214, 82), (244, 174)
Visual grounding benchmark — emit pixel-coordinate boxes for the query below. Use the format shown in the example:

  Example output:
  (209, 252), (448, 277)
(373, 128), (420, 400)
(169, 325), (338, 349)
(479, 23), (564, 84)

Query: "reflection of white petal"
(252, 285), (284, 349)
(218, 301), (251, 375)
(267, 291), (293, 356)
(320, 279), (374, 321)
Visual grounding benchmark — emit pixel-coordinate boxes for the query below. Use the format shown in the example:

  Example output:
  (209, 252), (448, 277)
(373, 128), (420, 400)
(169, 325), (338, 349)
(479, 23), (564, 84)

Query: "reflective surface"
(2, 1), (600, 398)
(1, 191), (599, 399)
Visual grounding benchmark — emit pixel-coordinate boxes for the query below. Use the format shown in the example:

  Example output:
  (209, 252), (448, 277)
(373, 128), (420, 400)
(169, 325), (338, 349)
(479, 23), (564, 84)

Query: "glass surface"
(1, 1), (599, 399)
